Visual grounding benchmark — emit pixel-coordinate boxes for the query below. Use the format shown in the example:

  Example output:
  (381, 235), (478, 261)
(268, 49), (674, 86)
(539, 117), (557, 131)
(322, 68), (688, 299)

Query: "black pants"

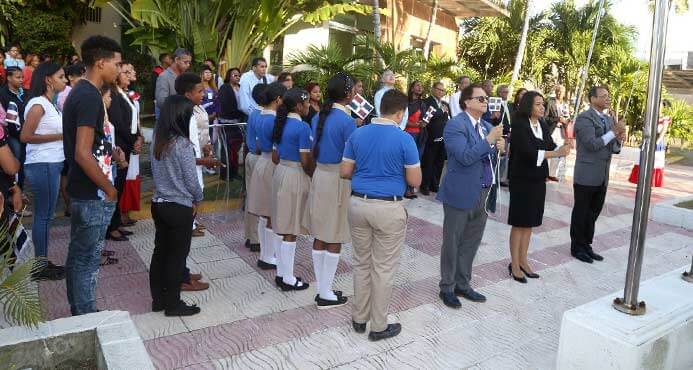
(107, 167), (127, 233)
(150, 202), (194, 309)
(570, 183), (607, 254)
(421, 140), (446, 191)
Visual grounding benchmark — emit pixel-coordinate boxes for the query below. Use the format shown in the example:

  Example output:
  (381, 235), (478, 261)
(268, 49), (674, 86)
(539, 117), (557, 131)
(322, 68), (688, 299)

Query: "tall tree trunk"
(510, 0), (531, 95)
(373, 0), (384, 68)
(373, 0), (382, 39)
(423, 0), (439, 60)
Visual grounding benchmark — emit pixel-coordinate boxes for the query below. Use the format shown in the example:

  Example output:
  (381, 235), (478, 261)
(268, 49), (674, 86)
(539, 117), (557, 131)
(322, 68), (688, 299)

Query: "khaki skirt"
(247, 153), (275, 217)
(271, 160), (311, 236)
(307, 163), (352, 243)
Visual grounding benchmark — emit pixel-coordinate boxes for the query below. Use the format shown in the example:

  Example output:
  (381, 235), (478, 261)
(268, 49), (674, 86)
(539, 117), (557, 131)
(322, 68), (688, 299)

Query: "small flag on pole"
(488, 97), (503, 112)
(348, 94), (374, 120)
(422, 106), (436, 123)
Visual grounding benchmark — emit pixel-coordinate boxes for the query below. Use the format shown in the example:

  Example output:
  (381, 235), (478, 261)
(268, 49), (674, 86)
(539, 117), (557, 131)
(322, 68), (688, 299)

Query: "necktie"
(598, 114), (607, 130)
(475, 121), (494, 187)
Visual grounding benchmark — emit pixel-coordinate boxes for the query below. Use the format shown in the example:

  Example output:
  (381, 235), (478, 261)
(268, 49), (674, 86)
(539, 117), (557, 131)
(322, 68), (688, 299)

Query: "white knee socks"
(311, 250), (325, 294)
(320, 252), (340, 300)
(281, 241), (299, 286)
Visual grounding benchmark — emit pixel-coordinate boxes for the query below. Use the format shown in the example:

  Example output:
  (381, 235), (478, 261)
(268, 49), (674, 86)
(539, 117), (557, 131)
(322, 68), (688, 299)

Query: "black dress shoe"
(419, 188), (431, 196)
(508, 264), (527, 283)
(275, 276), (283, 287)
(352, 321), (367, 333)
(314, 291), (343, 302)
(572, 252), (594, 264)
(257, 260), (277, 270)
(165, 302), (201, 317)
(249, 243), (260, 252)
(119, 230), (134, 236)
(439, 292), (461, 308)
(152, 302), (164, 312)
(456, 288), (487, 303)
(520, 266), (540, 279)
(587, 250), (604, 261)
(368, 323), (402, 341)
(317, 295), (348, 309)
(279, 277), (309, 291)
(245, 239), (251, 249)
(431, 185), (439, 193)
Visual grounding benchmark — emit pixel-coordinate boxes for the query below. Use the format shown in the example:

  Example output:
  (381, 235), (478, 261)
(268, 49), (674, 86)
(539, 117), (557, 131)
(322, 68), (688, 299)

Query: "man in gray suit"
(570, 86), (626, 263)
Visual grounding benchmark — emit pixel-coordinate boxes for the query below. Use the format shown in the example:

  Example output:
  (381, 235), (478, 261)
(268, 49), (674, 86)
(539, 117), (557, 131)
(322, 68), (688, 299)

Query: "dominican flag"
(349, 94), (374, 120)
(119, 154), (141, 212)
(422, 106), (436, 123)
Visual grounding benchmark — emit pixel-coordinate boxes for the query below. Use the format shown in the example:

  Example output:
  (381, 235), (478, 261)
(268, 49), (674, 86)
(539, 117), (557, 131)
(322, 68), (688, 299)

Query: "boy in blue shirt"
(341, 89), (421, 341)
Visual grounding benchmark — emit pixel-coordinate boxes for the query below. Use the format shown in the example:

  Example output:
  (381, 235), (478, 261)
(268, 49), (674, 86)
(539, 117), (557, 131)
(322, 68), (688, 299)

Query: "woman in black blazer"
(507, 91), (570, 283)
(217, 68), (247, 180)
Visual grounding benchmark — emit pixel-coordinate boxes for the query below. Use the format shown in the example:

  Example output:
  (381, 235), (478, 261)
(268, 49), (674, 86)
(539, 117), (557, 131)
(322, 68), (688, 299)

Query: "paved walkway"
(38, 158), (693, 369)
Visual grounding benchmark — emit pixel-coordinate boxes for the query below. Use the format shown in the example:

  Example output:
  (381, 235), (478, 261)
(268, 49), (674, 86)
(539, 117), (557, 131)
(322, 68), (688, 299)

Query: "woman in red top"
(404, 80), (427, 199)
(0, 53), (5, 85)
(22, 54), (40, 90)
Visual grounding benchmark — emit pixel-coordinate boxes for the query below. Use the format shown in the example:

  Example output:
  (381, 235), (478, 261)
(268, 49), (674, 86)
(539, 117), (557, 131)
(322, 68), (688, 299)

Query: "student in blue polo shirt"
(247, 82), (286, 271)
(340, 89), (421, 341)
(308, 73), (355, 309)
(243, 83), (268, 252)
(271, 88), (313, 291)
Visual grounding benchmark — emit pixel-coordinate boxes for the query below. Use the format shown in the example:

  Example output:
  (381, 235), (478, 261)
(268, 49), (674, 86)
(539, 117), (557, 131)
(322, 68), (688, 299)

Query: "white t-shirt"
(23, 96), (65, 164)
(189, 114), (204, 190)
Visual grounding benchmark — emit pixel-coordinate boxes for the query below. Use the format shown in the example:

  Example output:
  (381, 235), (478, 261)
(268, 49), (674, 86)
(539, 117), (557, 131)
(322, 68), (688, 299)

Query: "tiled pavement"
(38, 161), (693, 369)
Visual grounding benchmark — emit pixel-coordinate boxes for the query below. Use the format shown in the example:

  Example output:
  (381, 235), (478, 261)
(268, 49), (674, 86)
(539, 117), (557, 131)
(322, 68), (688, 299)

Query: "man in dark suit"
(437, 84), (504, 308)
(570, 86), (626, 263)
(420, 81), (450, 195)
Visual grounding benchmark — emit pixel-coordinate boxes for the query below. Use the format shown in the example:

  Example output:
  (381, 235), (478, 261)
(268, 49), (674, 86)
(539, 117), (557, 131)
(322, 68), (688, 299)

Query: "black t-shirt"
(62, 79), (114, 200)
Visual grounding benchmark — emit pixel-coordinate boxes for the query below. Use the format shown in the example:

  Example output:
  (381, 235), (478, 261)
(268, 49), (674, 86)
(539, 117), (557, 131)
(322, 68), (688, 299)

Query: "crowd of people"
(0, 35), (632, 341)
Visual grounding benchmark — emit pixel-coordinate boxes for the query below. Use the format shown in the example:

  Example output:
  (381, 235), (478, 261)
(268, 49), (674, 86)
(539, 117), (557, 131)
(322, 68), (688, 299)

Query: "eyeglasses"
(470, 96), (489, 103)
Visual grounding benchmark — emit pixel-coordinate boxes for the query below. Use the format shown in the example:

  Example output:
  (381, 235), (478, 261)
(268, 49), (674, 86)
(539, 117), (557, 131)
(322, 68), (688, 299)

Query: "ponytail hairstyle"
(313, 72), (353, 159)
(251, 83), (269, 107)
(273, 87), (309, 144)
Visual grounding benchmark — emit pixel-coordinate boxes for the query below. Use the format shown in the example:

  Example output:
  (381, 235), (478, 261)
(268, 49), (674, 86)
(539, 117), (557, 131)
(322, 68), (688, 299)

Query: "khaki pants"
(244, 153), (259, 244)
(349, 196), (407, 332)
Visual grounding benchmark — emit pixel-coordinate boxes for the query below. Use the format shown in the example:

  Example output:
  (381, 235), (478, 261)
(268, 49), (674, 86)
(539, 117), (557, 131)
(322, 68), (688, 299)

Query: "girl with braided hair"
(248, 82), (287, 271)
(270, 88), (313, 291)
(306, 73), (355, 308)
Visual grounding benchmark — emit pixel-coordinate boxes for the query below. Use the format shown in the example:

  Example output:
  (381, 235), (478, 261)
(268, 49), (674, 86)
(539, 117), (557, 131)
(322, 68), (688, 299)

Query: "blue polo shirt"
(256, 110), (276, 153)
(311, 104), (356, 164)
(343, 118), (420, 197)
(276, 113), (312, 161)
(246, 108), (260, 153)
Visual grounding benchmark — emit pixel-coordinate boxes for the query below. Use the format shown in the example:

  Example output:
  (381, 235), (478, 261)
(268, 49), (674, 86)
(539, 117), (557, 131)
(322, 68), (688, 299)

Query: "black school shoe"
(317, 295), (348, 310)
(314, 290), (343, 302)
(352, 321), (367, 333)
(165, 301), (201, 317)
(257, 260), (277, 270)
(279, 277), (309, 291)
(368, 323), (402, 341)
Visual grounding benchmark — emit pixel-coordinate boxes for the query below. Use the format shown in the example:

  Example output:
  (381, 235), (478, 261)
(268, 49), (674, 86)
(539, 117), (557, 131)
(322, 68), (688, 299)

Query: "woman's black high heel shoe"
(520, 266), (540, 279)
(508, 263), (527, 284)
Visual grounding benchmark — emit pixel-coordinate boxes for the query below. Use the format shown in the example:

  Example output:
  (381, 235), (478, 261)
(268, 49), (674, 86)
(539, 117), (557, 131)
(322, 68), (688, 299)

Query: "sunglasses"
(470, 96), (489, 103)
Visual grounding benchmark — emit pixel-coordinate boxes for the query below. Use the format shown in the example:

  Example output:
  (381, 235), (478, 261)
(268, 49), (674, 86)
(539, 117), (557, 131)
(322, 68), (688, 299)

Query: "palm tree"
(103, 0), (371, 69)
(0, 219), (42, 328)
(423, 0), (439, 59)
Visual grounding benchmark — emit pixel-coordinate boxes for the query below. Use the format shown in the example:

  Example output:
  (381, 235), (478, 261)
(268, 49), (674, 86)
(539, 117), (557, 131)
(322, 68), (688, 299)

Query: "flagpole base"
(683, 271), (693, 283)
(612, 298), (646, 316)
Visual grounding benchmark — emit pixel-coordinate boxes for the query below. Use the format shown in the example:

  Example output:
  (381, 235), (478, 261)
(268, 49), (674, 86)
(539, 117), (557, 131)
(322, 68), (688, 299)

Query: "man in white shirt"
(448, 76), (471, 118)
(238, 57), (274, 116)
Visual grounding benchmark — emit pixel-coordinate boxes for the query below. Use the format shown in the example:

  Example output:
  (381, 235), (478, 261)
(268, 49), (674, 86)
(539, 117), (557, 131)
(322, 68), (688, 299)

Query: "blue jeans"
(7, 136), (26, 188)
(65, 199), (116, 315)
(24, 162), (63, 263)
